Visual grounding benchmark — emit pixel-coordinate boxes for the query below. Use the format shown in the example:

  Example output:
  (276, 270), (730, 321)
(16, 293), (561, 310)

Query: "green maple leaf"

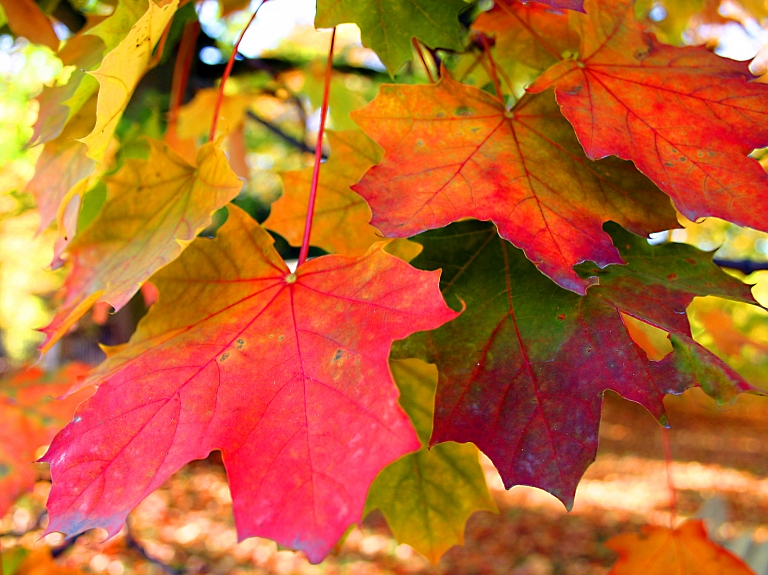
(315, 0), (467, 74)
(365, 358), (497, 563)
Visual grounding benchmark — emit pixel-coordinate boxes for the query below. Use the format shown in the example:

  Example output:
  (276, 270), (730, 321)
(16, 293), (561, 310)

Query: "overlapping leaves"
(394, 221), (757, 506)
(531, 0), (768, 233)
(42, 206), (456, 562)
(16, 0), (768, 566)
(41, 139), (242, 351)
(352, 74), (676, 293)
(365, 359), (496, 562)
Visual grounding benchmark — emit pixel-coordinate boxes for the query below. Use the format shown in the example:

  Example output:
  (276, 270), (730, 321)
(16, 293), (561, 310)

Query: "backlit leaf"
(41, 138), (242, 351)
(0, 364), (92, 517)
(30, 0), (148, 146)
(606, 520), (756, 574)
(530, 0), (768, 236)
(352, 75), (676, 293)
(315, 0), (467, 75)
(42, 206), (457, 562)
(26, 96), (98, 255)
(365, 359), (497, 563)
(79, 0), (179, 161)
(395, 221), (757, 506)
(0, 0), (59, 51)
(473, 0), (578, 92)
(265, 130), (383, 255)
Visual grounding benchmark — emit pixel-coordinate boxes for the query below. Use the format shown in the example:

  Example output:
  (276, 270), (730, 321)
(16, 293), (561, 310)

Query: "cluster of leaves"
(2, 0), (768, 568)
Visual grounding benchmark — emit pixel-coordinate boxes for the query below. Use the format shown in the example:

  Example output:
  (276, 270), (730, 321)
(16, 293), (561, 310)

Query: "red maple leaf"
(42, 206), (457, 563)
(530, 0), (768, 234)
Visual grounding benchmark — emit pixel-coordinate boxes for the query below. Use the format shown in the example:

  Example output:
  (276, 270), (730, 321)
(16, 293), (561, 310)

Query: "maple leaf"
(314, 0), (467, 75)
(0, 364), (92, 518)
(79, 0), (178, 161)
(529, 0), (768, 236)
(26, 96), (98, 261)
(473, 0), (578, 92)
(41, 138), (242, 352)
(0, 0), (59, 51)
(175, 88), (254, 140)
(352, 75), (677, 293)
(394, 220), (758, 506)
(265, 130), (383, 256)
(41, 206), (457, 563)
(29, 0), (149, 147)
(606, 520), (756, 574)
(365, 359), (497, 563)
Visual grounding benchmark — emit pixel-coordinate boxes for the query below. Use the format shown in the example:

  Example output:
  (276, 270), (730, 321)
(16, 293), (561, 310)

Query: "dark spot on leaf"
(679, 157), (686, 162)
(455, 106), (473, 117)
(333, 349), (343, 362)
(685, 258), (697, 265)
(236, 339), (245, 350)
(219, 352), (230, 362)
(558, 314), (566, 320)
(278, 335), (284, 341)
(667, 273), (677, 280)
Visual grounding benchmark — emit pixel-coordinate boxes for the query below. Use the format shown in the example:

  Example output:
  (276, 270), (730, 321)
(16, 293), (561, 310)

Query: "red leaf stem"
(661, 427), (677, 527)
(167, 21), (200, 141)
(477, 33), (503, 102)
(209, 1), (267, 142)
(297, 27), (337, 267)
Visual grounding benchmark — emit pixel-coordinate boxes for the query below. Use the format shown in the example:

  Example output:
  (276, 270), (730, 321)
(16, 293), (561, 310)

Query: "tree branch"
(246, 110), (326, 158)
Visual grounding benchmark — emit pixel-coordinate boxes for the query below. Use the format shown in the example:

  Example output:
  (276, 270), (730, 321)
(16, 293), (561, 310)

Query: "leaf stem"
(297, 27), (336, 267)
(166, 21), (200, 141)
(412, 38), (436, 83)
(209, 1), (267, 142)
(477, 33), (504, 103)
(661, 427), (677, 528)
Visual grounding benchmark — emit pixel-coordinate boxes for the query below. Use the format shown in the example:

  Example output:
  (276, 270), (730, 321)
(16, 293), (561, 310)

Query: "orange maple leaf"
(352, 74), (676, 293)
(606, 520), (756, 574)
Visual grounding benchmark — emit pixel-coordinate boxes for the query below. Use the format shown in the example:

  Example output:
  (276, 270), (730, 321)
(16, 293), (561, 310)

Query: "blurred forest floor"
(2, 386), (767, 575)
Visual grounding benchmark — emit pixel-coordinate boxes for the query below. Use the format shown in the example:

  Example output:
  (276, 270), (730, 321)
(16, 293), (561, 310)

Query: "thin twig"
(210, 1), (269, 142)
(713, 258), (768, 275)
(297, 28), (336, 267)
(246, 110), (323, 157)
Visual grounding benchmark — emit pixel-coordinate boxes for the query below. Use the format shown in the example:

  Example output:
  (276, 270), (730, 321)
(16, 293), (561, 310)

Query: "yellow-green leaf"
(365, 358), (497, 563)
(79, 0), (179, 160)
(41, 138), (242, 351)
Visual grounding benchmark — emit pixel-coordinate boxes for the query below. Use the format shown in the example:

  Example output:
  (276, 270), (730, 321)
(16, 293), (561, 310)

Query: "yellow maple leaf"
(41, 138), (243, 351)
(79, 0), (178, 161)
